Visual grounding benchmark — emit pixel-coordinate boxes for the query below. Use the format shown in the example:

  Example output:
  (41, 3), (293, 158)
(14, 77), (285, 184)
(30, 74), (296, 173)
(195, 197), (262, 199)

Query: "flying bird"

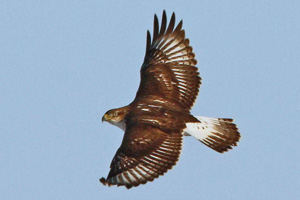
(100, 11), (240, 189)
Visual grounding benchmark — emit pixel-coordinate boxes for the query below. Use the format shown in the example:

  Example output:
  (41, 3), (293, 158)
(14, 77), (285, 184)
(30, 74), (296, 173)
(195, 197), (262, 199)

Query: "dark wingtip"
(160, 10), (167, 35)
(153, 14), (159, 43)
(100, 177), (134, 189)
(145, 30), (151, 56)
(166, 12), (176, 34)
(171, 12), (176, 23)
(174, 20), (183, 32)
(100, 177), (108, 186)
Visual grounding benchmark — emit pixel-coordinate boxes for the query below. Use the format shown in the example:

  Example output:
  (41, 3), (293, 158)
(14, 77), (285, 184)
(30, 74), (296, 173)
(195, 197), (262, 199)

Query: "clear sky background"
(1, 1), (299, 199)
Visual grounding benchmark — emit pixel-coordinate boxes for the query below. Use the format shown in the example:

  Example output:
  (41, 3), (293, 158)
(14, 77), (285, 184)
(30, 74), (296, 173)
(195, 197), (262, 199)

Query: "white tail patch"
(183, 116), (240, 153)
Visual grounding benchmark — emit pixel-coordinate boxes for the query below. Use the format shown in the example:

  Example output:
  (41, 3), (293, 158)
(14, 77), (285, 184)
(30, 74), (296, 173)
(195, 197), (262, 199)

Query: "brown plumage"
(100, 11), (240, 189)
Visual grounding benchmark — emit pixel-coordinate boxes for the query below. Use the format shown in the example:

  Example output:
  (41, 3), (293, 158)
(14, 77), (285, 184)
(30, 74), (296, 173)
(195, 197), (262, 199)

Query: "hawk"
(100, 11), (240, 189)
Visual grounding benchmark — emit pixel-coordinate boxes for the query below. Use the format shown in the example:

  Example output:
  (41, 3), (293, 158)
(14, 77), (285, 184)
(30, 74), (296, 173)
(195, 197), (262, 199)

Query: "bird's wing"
(134, 11), (201, 111)
(100, 123), (183, 189)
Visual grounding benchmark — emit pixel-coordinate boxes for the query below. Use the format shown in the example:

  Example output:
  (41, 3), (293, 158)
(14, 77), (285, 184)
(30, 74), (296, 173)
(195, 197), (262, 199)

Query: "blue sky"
(1, 1), (299, 199)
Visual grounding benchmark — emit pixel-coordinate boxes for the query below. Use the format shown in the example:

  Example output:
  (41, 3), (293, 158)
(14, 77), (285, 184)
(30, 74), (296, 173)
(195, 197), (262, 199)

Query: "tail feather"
(184, 116), (241, 153)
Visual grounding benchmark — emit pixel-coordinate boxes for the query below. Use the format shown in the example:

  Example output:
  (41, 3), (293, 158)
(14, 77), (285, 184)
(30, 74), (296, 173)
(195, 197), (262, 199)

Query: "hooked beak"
(102, 114), (107, 122)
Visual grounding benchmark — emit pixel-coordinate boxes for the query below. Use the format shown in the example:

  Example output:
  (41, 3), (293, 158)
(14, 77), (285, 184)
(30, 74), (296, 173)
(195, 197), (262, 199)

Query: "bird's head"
(102, 107), (128, 123)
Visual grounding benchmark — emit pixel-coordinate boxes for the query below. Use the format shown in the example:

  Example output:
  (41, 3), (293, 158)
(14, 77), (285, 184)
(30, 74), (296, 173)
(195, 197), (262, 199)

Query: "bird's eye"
(113, 112), (118, 117)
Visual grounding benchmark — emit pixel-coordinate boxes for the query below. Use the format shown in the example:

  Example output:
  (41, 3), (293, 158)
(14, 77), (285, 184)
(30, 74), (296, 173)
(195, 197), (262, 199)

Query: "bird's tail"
(184, 116), (241, 153)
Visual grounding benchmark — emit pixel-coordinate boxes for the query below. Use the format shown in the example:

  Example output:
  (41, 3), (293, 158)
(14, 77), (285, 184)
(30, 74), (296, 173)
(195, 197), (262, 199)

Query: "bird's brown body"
(101, 11), (240, 189)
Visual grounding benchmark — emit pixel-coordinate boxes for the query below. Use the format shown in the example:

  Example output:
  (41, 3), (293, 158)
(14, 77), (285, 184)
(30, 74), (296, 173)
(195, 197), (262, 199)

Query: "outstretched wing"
(100, 124), (183, 189)
(134, 11), (201, 111)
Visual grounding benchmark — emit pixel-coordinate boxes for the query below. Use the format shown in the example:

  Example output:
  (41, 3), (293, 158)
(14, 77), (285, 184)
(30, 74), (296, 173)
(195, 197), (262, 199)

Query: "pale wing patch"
(184, 116), (241, 153)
